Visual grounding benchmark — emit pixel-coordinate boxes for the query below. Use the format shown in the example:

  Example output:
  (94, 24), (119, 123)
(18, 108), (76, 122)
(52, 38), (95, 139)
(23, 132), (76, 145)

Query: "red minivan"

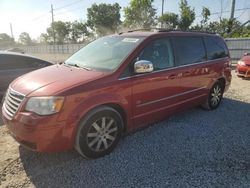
(1, 30), (232, 159)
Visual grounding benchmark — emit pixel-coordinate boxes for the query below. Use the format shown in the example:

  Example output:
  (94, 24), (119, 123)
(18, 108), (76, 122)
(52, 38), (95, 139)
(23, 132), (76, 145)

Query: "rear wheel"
(202, 81), (224, 110)
(75, 106), (123, 159)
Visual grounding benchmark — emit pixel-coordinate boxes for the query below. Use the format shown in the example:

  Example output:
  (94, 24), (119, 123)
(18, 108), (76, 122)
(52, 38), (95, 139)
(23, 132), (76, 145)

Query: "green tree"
(40, 33), (52, 44)
(208, 18), (242, 37)
(159, 12), (179, 29)
(124, 0), (156, 29)
(87, 3), (121, 36)
(201, 7), (210, 26)
(241, 25), (250, 37)
(18, 32), (32, 45)
(69, 21), (89, 43)
(47, 21), (69, 44)
(191, 6), (210, 31)
(0, 33), (15, 47)
(178, 0), (195, 30)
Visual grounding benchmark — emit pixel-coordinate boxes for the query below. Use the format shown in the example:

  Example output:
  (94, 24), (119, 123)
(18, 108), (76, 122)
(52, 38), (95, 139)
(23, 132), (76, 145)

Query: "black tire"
(75, 106), (123, 159)
(202, 81), (224, 110)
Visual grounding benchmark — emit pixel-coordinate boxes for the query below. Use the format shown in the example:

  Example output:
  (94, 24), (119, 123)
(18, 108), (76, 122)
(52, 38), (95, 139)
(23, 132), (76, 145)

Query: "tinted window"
(24, 57), (51, 68)
(173, 36), (206, 66)
(204, 36), (229, 60)
(138, 38), (174, 71)
(0, 55), (49, 70)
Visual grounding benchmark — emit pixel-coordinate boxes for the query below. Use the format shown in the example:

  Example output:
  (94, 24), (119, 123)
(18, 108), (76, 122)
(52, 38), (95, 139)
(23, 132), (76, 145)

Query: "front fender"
(74, 92), (129, 121)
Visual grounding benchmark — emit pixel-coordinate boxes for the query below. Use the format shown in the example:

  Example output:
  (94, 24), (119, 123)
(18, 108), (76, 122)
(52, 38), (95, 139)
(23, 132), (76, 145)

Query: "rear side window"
(204, 36), (229, 60)
(0, 55), (48, 70)
(24, 58), (51, 68)
(173, 36), (206, 66)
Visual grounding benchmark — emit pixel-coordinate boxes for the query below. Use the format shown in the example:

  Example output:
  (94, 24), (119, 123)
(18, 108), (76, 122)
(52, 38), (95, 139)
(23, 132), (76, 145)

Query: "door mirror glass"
(134, 60), (153, 74)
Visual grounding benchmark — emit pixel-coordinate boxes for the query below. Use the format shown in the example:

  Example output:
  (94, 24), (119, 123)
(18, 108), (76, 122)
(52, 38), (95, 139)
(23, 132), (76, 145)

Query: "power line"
(54, 6), (83, 16)
(196, 7), (250, 18)
(54, 0), (84, 11)
(29, 12), (50, 23)
(235, 9), (247, 19)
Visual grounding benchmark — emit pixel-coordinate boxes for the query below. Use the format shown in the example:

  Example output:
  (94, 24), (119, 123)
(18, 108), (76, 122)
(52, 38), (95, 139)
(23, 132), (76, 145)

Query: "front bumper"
(1, 108), (75, 152)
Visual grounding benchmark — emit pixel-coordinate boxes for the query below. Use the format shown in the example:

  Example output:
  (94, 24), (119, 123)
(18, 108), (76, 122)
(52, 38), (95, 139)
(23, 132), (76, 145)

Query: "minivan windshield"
(65, 36), (145, 71)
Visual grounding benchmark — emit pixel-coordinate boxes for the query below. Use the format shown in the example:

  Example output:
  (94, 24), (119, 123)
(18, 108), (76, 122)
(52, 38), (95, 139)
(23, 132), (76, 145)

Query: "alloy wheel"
(210, 85), (222, 106)
(86, 117), (118, 152)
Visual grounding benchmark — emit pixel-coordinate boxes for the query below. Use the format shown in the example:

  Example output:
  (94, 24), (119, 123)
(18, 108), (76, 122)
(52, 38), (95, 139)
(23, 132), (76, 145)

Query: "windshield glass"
(65, 36), (145, 71)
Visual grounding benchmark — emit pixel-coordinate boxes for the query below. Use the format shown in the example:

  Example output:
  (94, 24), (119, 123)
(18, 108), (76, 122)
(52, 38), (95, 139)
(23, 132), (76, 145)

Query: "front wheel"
(75, 106), (123, 159)
(202, 82), (224, 110)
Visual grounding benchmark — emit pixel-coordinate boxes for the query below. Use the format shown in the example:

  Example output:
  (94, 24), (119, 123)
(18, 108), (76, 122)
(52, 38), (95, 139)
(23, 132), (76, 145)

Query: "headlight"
(238, 60), (246, 66)
(25, 96), (64, 115)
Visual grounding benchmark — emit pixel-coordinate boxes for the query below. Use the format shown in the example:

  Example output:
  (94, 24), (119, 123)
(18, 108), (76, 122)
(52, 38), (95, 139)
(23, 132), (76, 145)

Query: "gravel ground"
(0, 72), (250, 188)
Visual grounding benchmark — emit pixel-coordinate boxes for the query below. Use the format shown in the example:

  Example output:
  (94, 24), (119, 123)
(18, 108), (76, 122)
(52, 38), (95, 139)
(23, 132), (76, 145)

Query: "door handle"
(182, 71), (191, 76)
(168, 74), (177, 79)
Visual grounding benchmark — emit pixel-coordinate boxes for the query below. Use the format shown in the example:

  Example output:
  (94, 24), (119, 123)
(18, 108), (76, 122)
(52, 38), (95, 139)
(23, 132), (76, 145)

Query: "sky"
(0, 0), (249, 41)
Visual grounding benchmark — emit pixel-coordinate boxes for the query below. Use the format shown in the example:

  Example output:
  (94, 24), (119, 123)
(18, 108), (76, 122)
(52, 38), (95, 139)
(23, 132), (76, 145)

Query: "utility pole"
(230, 0), (236, 20)
(161, 0), (164, 27)
(161, 0), (164, 16)
(9, 23), (14, 40)
(227, 0), (236, 33)
(51, 4), (56, 44)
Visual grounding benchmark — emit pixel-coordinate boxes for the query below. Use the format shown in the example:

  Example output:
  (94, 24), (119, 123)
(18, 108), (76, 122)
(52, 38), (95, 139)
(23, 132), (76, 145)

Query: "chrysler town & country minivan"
(2, 30), (232, 159)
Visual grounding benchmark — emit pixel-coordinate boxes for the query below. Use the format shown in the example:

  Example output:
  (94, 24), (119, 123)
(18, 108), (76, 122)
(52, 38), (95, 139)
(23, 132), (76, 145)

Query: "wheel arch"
(102, 103), (127, 133)
(208, 76), (226, 91)
(217, 77), (226, 88)
(74, 100), (129, 134)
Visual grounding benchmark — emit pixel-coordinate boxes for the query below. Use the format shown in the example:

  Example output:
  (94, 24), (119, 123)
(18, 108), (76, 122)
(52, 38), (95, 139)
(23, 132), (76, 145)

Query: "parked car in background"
(1, 30), (231, 159)
(0, 51), (52, 97)
(6, 47), (25, 54)
(236, 52), (250, 78)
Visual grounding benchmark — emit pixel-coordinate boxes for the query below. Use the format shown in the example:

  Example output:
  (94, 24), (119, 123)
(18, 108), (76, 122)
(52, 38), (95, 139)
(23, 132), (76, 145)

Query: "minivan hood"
(10, 64), (108, 96)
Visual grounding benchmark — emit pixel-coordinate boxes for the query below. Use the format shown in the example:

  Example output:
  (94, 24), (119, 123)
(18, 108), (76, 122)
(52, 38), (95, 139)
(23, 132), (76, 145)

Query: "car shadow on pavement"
(19, 98), (250, 187)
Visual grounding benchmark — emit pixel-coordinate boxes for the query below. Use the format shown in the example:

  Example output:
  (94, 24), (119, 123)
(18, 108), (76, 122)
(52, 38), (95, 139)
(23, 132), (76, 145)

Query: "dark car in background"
(0, 51), (52, 97)
(6, 47), (25, 54)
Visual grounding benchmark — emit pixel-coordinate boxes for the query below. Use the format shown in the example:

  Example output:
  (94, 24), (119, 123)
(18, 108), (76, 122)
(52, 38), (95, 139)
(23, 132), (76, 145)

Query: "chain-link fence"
(225, 38), (250, 61)
(3, 38), (250, 63)
(21, 44), (85, 54)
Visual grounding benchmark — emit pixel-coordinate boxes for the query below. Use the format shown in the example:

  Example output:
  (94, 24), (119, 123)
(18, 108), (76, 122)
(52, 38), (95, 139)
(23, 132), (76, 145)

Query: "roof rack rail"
(119, 28), (217, 35)
(127, 28), (160, 32)
(118, 28), (159, 35)
(182, 29), (217, 35)
(157, 28), (217, 35)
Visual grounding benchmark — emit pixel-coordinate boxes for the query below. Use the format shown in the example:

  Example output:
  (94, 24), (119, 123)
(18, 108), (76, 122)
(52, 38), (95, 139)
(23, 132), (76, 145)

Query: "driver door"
(131, 37), (183, 128)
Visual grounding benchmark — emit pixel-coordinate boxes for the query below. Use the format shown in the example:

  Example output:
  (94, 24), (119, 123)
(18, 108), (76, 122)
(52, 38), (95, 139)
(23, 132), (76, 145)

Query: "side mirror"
(134, 60), (153, 74)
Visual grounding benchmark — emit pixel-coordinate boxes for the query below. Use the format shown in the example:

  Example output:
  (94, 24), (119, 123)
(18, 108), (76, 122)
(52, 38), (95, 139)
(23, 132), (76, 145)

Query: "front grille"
(3, 88), (25, 118)
(238, 71), (246, 74)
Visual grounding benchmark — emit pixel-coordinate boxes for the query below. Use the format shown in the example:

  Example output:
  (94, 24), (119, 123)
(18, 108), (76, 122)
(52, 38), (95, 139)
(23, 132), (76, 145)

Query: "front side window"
(138, 38), (174, 71)
(173, 36), (206, 66)
(204, 36), (229, 60)
(65, 36), (144, 71)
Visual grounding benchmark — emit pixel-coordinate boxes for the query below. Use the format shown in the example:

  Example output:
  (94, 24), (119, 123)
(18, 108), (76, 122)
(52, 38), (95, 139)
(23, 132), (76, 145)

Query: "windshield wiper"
(78, 65), (92, 71)
(66, 63), (92, 71)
